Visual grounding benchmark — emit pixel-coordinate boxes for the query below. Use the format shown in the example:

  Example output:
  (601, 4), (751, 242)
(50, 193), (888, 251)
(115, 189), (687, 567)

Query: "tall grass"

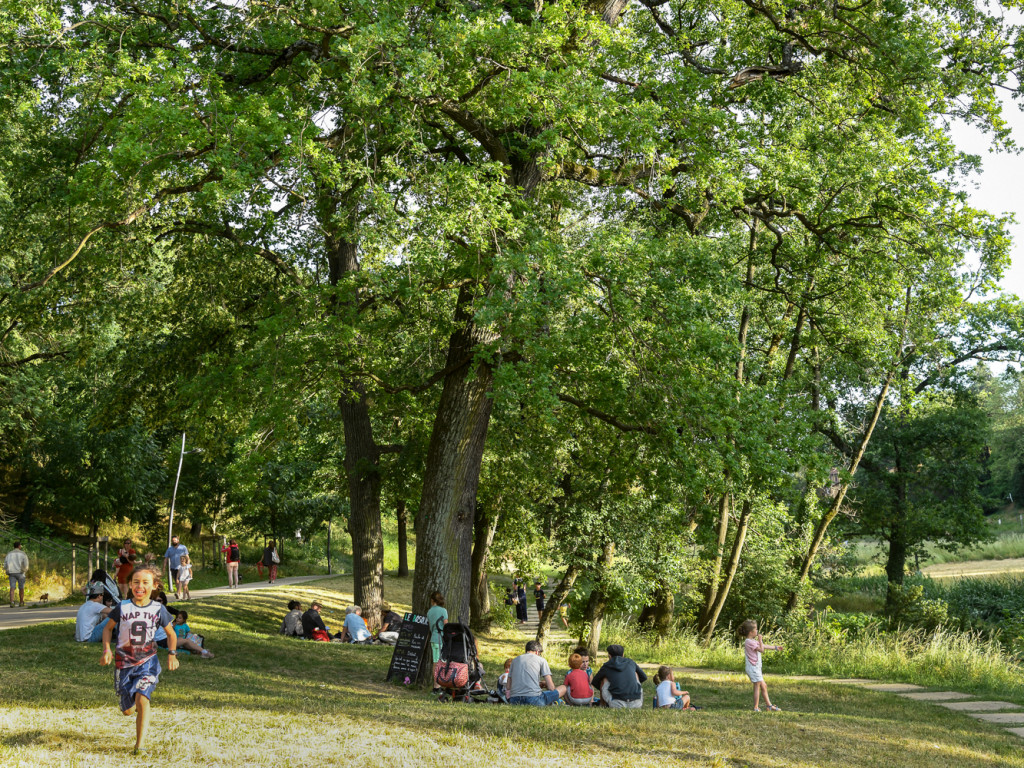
(779, 623), (1024, 694)
(599, 617), (1024, 699)
(925, 534), (1024, 563)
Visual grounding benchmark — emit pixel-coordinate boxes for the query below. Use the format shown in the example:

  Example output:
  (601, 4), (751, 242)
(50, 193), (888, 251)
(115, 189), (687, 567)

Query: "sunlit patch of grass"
(2, 577), (1024, 767)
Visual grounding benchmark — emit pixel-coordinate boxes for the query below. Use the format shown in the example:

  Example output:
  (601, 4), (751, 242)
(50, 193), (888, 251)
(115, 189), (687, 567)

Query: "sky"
(950, 114), (1024, 300)
(947, 7), (1024, 301)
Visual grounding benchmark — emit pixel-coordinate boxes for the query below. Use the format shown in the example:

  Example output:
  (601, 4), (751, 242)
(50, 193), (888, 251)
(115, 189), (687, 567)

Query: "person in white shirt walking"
(4, 542), (30, 608)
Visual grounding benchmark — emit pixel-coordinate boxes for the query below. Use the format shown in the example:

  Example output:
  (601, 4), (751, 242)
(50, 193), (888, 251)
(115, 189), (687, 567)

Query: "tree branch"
(557, 393), (658, 434)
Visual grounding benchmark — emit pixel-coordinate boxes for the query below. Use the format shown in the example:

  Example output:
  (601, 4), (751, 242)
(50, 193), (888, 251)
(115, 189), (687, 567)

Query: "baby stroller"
(85, 569), (120, 606)
(434, 623), (488, 703)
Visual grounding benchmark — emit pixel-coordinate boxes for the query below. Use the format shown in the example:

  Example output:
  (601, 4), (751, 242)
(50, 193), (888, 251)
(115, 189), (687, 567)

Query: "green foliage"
(883, 583), (952, 632)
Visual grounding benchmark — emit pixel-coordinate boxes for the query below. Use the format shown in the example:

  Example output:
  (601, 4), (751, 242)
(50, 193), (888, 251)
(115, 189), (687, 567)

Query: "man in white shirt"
(75, 592), (112, 642)
(507, 640), (567, 706)
(4, 542), (29, 607)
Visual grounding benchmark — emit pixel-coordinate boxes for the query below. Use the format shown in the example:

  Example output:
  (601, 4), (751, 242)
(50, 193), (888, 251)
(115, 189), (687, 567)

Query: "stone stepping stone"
(968, 712), (1024, 724)
(863, 683), (924, 693)
(899, 691), (975, 702)
(939, 701), (1022, 712)
(1007, 727), (1024, 739)
(820, 678), (879, 685)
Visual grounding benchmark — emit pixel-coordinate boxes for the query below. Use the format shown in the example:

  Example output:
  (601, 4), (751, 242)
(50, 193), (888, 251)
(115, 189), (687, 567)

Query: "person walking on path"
(515, 582), (528, 624)
(220, 539), (241, 588)
(533, 581), (546, 615)
(4, 542), (29, 607)
(261, 541), (279, 584)
(163, 537), (189, 599)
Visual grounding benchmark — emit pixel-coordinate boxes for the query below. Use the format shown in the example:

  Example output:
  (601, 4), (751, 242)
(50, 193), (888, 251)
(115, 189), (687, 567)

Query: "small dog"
(38, 593), (49, 605)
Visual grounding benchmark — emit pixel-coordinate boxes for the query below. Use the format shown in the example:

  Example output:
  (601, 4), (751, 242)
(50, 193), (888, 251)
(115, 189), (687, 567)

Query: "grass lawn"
(1, 575), (1022, 768)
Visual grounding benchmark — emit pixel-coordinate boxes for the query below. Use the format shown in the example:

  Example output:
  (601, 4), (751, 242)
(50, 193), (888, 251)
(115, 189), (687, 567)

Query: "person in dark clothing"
(516, 583), (528, 623)
(533, 581), (546, 615)
(591, 644), (647, 708)
(262, 541), (279, 584)
(504, 587), (516, 621)
(377, 603), (403, 645)
(301, 601), (331, 639)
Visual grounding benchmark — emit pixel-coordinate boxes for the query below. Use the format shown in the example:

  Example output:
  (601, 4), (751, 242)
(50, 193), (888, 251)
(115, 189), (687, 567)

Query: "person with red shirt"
(116, 554), (137, 599)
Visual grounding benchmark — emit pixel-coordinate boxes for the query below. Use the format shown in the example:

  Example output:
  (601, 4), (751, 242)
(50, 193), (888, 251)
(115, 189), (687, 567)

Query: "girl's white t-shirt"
(656, 679), (677, 707)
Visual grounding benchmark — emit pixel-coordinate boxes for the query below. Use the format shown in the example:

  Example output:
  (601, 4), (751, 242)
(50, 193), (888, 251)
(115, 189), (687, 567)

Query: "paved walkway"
(0, 575), (329, 631)
(638, 669), (1024, 743)
(514, 579), (572, 644)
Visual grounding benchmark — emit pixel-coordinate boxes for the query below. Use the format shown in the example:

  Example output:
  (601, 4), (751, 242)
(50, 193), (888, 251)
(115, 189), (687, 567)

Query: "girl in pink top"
(739, 619), (783, 712)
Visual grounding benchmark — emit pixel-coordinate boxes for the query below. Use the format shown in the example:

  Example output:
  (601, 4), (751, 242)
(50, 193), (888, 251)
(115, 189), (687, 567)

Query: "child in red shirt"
(564, 653), (594, 706)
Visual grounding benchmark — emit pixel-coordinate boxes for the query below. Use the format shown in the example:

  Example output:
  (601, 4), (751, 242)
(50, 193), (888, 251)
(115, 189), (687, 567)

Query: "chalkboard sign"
(385, 613), (430, 684)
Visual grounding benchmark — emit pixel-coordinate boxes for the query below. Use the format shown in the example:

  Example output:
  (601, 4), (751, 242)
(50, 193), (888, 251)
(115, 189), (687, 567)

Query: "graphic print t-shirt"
(107, 600), (173, 669)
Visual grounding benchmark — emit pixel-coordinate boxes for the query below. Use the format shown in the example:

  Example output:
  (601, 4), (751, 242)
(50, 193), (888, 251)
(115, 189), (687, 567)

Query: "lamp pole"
(168, 432), (186, 548)
(167, 434), (203, 548)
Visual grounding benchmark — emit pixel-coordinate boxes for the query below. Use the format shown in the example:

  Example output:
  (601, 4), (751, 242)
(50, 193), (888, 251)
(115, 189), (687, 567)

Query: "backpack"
(229, 544), (239, 562)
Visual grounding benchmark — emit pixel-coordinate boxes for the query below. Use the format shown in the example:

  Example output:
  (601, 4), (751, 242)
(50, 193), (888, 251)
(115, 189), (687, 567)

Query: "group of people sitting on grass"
(497, 641), (699, 710)
(278, 600), (404, 644)
(75, 569), (214, 658)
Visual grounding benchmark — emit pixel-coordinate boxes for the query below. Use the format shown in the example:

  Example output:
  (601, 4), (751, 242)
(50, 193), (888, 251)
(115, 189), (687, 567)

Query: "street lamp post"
(167, 432), (202, 547)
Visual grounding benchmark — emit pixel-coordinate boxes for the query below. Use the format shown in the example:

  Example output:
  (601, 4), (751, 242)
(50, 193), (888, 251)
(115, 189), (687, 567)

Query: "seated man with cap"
(591, 644), (647, 709)
(75, 591), (112, 642)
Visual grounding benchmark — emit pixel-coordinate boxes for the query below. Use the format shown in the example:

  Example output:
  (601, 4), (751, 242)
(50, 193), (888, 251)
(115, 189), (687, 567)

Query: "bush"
(884, 583), (952, 632)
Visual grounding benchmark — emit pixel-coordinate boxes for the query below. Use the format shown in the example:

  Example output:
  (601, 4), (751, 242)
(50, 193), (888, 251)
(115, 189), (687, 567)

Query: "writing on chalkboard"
(386, 613), (430, 684)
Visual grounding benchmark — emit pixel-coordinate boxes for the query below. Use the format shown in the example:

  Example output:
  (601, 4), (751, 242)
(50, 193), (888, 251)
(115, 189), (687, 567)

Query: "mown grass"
(2, 576), (1023, 768)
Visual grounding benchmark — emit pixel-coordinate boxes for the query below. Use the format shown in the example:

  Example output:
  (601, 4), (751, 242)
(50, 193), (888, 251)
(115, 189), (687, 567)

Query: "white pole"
(168, 432), (186, 548)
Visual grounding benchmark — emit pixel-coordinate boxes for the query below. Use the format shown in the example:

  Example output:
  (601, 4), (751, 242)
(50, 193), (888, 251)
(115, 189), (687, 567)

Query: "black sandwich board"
(385, 612), (430, 684)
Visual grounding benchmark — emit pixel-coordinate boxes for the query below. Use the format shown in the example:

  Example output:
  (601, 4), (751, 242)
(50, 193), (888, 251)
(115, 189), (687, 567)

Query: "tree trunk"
(698, 492), (730, 628)
(469, 505), (500, 631)
(189, 521), (202, 539)
(582, 541), (615, 658)
(638, 581), (675, 641)
(700, 499), (753, 641)
(342, 385), (384, 631)
(412, 286), (496, 621)
(884, 472), (909, 614)
(396, 499), (409, 578)
(328, 229), (386, 630)
(786, 370), (895, 612)
(536, 563), (580, 647)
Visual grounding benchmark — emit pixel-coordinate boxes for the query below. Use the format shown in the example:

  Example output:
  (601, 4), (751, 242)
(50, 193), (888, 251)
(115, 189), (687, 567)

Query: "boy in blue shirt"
(100, 565), (178, 755)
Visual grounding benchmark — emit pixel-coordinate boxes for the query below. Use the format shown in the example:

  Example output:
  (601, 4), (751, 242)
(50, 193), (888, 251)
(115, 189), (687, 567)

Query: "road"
(0, 574), (330, 631)
(923, 557), (1024, 579)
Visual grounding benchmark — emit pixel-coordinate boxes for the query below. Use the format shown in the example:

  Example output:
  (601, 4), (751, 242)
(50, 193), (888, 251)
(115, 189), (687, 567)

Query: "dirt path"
(0, 574), (329, 631)
(922, 557), (1024, 579)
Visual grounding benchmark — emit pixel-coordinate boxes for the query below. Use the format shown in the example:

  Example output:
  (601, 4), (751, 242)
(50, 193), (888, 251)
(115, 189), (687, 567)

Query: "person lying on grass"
(739, 619), (783, 712)
(172, 611), (214, 658)
(99, 564), (178, 756)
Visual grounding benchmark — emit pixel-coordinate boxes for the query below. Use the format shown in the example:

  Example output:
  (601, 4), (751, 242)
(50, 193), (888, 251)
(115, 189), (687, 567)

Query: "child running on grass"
(739, 619), (783, 712)
(177, 554), (193, 601)
(100, 564), (178, 755)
